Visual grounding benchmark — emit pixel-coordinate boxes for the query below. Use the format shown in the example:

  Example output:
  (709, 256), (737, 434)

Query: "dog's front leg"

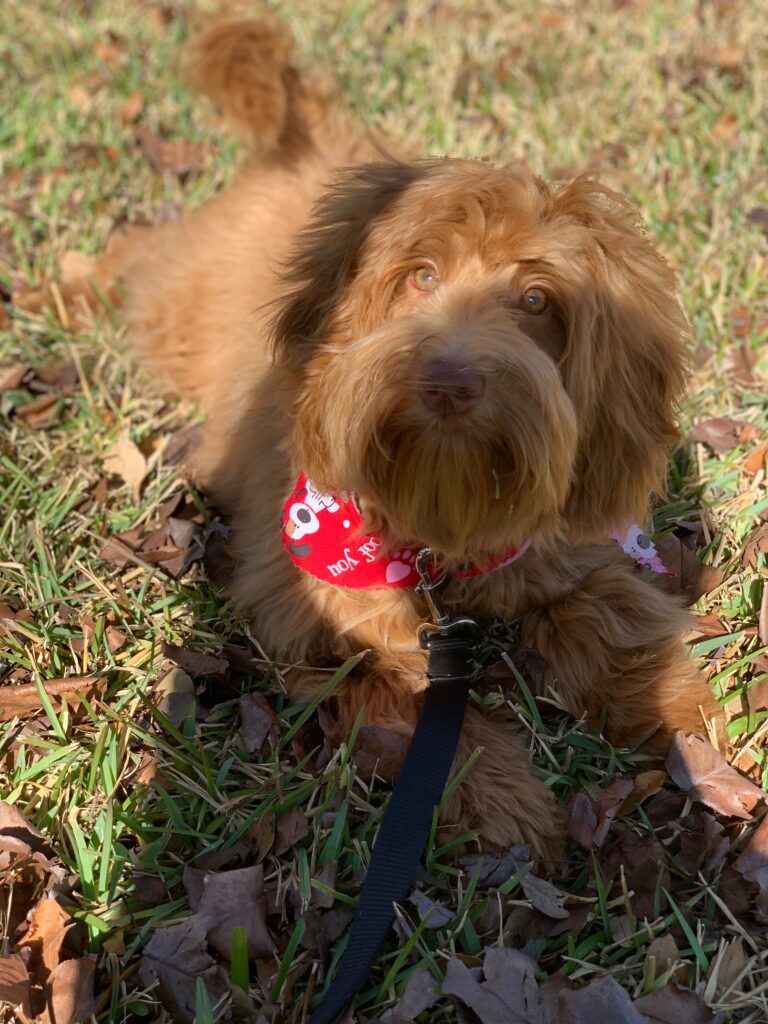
(520, 563), (722, 753)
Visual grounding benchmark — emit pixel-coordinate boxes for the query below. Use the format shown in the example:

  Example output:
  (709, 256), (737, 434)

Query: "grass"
(1, 0), (767, 1021)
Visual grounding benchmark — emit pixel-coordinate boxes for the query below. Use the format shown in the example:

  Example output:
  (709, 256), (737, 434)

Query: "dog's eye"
(521, 288), (549, 314)
(410, 265), (440, 293)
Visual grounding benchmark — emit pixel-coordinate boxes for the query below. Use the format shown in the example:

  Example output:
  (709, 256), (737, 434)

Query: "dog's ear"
(270, 161), (427, 362)
(552, 178), (690, 539)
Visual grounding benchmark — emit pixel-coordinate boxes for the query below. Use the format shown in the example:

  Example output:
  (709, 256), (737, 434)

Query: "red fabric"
(281, 473), (529, 590)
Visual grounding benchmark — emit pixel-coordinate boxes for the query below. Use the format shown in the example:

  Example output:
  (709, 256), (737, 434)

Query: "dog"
(37, 11), (721, 861)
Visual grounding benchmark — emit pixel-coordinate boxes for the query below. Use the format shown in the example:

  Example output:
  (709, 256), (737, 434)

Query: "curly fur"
(38, 13), (722, 865)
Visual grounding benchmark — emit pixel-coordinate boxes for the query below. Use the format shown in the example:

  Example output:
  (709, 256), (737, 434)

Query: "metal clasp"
(415, 547), (479, 649)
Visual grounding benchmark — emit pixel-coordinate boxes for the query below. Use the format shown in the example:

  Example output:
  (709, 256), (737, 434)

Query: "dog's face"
(273, 160), (689, 563)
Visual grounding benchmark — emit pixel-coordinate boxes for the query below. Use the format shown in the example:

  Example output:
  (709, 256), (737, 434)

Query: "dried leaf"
(744, 441), (768, 475)
(380, 968), (439, 1023)
(747, 207), (768, 238)
(40, 958), (96, 1024)
(442, 954), (539, 1024)
(566, 778), (634, 850)
(558, 976), (644, 1023)
(197, 865), (275, 958)
(409, 890), (455, 929)
(690, 417), (762, 455)
(138, 916), (230, 1024)
(633, 983), (722, 1023)
(162, 642), (228, 678)
(103, 433), (147, 500)
(239, 693), (278, 753)
(0, 956), (32, 1016)
(707, 937), (747, 998)
(154, 667), (196, 727)
(119, 92), (144, 125)
(460, 845), (531, 889)
(273, 806), (309, 856)
(0, 676), (105, 723)
(733, 814), (768, 917)
(0, 364), (30, 391)
(352, 724), (409, 783)
(645, 934), (689, 986)
(618, 770), (667, 815)
(667, 732), (762, 818)
(520, 874), (570, 919)
(136, 129), (208, 176)
(16, 898), (72, 980)
(653, 534), (722, 603)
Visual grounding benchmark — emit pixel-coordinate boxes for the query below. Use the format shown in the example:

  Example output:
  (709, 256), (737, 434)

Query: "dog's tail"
(182, 12), (322, 162)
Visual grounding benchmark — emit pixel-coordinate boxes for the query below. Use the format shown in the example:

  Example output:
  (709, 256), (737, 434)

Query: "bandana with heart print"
(280, 474), (672, 589)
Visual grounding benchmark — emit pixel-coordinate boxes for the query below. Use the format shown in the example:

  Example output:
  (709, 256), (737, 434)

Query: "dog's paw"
(441, 707), (566, 870)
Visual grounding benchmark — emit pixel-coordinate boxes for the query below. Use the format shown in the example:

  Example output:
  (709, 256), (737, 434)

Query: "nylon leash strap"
(308, 550), (478, 1024)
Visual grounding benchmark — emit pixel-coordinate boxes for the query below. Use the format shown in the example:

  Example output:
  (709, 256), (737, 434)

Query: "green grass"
(1, 0), (767, 1022)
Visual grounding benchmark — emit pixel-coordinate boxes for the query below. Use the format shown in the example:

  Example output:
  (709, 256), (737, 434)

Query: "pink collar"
(280, 474), (673, 590)
(280, 473), (529, 589)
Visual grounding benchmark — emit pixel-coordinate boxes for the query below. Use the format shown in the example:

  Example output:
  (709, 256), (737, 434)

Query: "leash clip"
(415, 547), (479, 649)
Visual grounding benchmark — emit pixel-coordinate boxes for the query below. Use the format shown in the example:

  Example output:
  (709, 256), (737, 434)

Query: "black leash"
(309, 550), (478, 1024)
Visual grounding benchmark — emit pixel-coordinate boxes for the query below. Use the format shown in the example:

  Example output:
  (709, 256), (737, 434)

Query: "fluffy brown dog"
(49, 12), (721, 860)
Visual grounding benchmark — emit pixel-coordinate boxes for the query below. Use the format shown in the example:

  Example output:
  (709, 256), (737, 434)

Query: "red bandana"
(280, 473), (530, 590)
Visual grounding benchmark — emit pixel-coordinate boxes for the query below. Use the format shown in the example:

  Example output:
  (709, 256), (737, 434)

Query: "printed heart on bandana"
(385, 561), (413, 584)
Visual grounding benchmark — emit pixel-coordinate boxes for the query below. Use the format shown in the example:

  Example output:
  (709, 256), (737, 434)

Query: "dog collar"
(280, 473), (530, 589)
(280, 474), (672, 590)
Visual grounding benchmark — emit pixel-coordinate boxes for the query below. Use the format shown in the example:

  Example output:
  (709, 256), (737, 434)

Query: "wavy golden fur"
(41, 12), (721, 862)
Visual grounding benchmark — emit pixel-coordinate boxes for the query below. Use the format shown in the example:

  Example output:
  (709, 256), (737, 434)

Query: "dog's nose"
(420, 358), (485, 416)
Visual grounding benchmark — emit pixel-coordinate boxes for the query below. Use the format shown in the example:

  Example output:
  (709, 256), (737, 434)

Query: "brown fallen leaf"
(239, 692), (279, 753)
(94, 37), (125, 66)
(520, 873), (570, 920)
(666, 732), (763, 819)
(352, 724), (409, 783)
(162, 642), (228, 678)
(690, 417), (762, 455)
(633, 983), (723, 1023)
(0, 676), (105, 723)
(558, 975), (644, 1023)
(745, 441), (768, 475)
(409, 890), (455, 929)
(617, 770), (667, 815)
(15, 392), (59, 426)
(119, 92), (144, 125)
(566, 778), (634, 850)
(645, 934), (689, 986)
(460, 845), (532, 889)
(154, 667), (196, 728)
(733, 814), (768, 916)
(135, 128), (208, 176)
(41, 958), (96, 1024)
(748, 207), (768, 239)
(138, 917), (230, 1024)
(103, 433), (147, 500)
(380, 967), (439, 1023)
(442, 950), (540, 1024)
(707, 937), (747, 999)
(0, 364), (30, 391)
(0, 956), (32, 1016)
(273, 806), (309, 856)
(16, 898), (72, 982)
(653, 534), (722, 603)
(196, 864), (276, 959)
(60, 250), (98, 284)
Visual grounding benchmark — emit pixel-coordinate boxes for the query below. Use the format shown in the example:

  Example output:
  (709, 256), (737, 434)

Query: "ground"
(1, 1), (767, 1022)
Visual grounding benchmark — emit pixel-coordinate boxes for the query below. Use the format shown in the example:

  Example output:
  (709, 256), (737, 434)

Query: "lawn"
(1, 1), (767, 1022)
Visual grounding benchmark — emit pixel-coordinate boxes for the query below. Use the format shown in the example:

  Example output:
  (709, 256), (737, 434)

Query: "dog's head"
(272, 160), (688, 564)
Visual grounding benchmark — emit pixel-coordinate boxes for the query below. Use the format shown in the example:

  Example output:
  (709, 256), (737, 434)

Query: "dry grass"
(1, 1), (767, 1022)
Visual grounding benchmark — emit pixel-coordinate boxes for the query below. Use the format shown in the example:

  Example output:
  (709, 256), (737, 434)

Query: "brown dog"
(47, 12), (721, 860)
